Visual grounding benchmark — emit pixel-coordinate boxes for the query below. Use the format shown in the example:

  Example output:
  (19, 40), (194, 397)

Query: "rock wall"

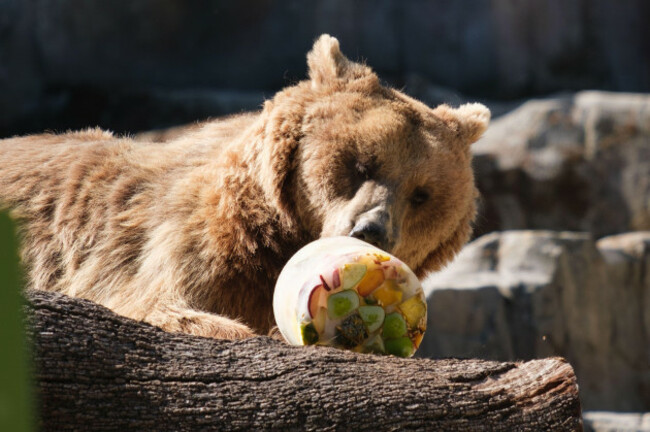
(1, 1), (649, 136)
(420, 231), (650, 411)
(472, 91), (650, 239)
(417, 90), (650, 414)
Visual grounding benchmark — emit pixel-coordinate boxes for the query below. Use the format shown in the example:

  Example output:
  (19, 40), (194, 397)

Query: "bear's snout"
(349, 208), (396, 252)
(349, 221), (387, 249)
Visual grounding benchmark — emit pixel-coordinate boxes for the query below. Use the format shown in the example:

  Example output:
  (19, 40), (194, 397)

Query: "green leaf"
(0, 212), (34, 432)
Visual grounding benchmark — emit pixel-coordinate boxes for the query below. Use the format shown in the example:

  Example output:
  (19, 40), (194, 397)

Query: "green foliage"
(0, 212), (34, 432)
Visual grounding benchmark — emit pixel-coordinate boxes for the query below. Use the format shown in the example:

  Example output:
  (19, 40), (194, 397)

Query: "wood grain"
(25, 290), (583, 431)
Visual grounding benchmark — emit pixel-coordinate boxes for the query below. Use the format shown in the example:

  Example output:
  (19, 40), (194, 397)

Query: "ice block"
(273, 236), (427, 357)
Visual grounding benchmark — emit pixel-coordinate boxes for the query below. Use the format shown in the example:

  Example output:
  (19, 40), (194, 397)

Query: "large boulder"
(472, 91), (650, 239)
(420, 230), (650, 411)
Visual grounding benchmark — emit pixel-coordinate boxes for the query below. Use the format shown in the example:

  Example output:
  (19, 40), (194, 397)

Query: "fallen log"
(25, 290), (583, 431)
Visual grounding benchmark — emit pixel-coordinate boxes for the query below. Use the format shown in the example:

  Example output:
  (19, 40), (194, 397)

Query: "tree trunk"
(25, 290), (583, 431)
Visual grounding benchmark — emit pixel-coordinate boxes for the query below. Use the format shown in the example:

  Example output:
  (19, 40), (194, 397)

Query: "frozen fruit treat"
(273, 236), (427, 357)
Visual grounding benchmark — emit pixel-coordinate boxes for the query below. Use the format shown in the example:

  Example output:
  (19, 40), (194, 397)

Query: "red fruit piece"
(319, 275), (331, 291)
(332, 268), (341, 289)
(308, 284), (328, 318)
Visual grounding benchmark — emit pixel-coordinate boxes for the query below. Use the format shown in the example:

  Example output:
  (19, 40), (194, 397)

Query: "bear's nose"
(349, 223), (389, 251)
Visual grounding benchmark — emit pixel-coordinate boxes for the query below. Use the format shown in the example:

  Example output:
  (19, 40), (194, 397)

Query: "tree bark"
(25, 290), (583, 431)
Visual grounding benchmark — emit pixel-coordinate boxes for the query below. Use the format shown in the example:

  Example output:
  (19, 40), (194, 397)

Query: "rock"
(2, 1), (649, 135)
(583, 411), (650, 432)
(20, 0), (646, 98)
(401, 0), (650, 98)
(473, 91), (650, 239)
(420, 230), (650, 411)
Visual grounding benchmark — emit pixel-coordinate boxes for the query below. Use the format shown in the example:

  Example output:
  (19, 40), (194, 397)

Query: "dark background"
(1, 0), (648, 138)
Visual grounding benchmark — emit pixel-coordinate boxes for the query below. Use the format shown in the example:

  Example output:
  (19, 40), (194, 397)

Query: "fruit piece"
(384, 337), (414, 357)
(327, 289), (360, 319)
(341, 264), (367, 290)
(336, 313), (368, 348)
(373, 253), (391, 263)
(301, 323), (319, 345)
(319, 275), (331, 291)
(358, 253), (378, 267)
(383, 312), (407, 339)
(358, 305), (385, 332)
(382, 264), (400, 280)
(397, 296), (427, 328)
(413, 332), (424, 348)
(356, 269), (385, 296)
(308, 284), (328, 318)
(372, 280), (403, 306)
(312, 307), (327, 334)
(365, 334), (385, 354)
(331, 268), (340, 289)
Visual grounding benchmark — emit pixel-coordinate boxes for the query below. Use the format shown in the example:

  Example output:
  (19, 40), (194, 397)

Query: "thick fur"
(0, 35), (489, 339)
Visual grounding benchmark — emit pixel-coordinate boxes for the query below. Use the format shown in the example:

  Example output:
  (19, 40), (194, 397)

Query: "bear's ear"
(307, 34), (372, 88)
(433, 103), (491, 145)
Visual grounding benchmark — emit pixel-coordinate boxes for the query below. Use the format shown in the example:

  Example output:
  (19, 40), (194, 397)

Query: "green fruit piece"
(398, 296), (427, 328)
(335, 313), (368, 348)
(358, 305), (385, 333)
(341, 264), (367, 290)
(327, 289), (360, 319)
(364, 334), (385, 354)
(383, 312), (407, 339)
(301, 322), (319, 345)
(384, 337), (414, 357)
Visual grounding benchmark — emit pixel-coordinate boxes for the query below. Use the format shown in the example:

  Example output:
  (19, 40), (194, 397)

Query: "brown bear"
(0, 35), (489, 339)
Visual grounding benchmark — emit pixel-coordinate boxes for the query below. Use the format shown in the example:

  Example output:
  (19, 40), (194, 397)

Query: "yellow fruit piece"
(413, 332), (424, 348)
(358, 254), (380, 270)
(372, 280), (403, 306)
(398, 296), (426, 328)
(372, 253), (391, 262)
(356, 269), (385, 296)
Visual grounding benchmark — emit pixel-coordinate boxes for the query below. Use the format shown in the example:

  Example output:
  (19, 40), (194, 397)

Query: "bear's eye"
(355, 161), (369, 179)
(354, 159), (375, 180)
(410, 188), (429, 207)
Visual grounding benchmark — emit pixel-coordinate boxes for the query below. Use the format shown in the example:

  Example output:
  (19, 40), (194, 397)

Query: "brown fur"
(0, 35), (489, 339)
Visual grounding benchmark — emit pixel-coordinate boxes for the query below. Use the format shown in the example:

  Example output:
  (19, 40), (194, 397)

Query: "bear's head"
(259, 34), (489, 277)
